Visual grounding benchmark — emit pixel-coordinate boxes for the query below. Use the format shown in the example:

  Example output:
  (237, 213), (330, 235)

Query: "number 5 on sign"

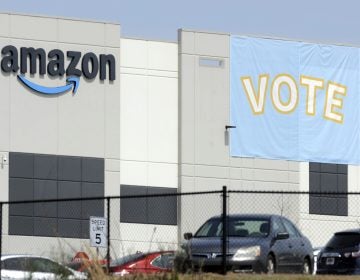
(90, 216), (107, 248)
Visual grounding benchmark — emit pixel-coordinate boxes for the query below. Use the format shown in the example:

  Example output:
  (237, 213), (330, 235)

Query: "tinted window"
(2, 258), (27, 270)
(272, 217), (286, 234)
(195, 217), (270, 238)
(326, 233), (360, 249)
(195, 218), (222, 237)
(151, 253), (175, 269)
(282, 219), (300, 238)
(27, 258), (71, 276)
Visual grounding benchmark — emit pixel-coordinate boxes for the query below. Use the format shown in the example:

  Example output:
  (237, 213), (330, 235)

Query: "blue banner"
(230, 36), (360, 164)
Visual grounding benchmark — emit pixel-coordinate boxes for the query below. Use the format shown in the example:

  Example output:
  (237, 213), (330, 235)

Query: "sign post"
(89, 216), (107, 248)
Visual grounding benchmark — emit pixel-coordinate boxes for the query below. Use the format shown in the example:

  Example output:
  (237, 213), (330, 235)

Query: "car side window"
(27, 258), (71, 276)
(272, 217), (286, 234)
(151, 253), (175, 269)
(282, 218), (300, 238)
(2, 258), (26, 270)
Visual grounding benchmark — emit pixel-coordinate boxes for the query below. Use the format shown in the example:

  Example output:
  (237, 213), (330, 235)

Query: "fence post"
(106, 197), (110, 273)
(0, 202), (2, 278)
(221, 186), (227, 275)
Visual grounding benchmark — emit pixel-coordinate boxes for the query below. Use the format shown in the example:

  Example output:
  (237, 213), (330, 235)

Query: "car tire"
(302, 258), (311, 274)
(266, 254), (276, 274)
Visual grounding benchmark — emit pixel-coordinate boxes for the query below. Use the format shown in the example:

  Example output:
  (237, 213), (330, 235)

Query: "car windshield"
(110, 253), (144, 266)
(326, 232), (360, 249)
(194, 217), (270, 238)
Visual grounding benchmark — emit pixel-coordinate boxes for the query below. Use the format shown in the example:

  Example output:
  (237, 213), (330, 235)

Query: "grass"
(84, 271), (360, 280)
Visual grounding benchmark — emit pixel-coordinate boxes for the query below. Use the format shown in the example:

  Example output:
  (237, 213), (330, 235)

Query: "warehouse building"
(0, 12), (358, 257)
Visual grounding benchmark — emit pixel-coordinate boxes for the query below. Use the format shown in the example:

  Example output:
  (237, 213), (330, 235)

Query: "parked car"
(66, 252), (108, 274)
(109, 251), (175, 276)
(317, 229), (360, 275)
(312, 247), (322, 275)
(1, 254), (87, 279)
(181, 214), (313, 274)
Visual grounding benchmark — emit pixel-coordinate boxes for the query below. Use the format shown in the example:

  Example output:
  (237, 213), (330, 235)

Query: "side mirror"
(276, 232), (289, 240)
(184, 232), (193, 240)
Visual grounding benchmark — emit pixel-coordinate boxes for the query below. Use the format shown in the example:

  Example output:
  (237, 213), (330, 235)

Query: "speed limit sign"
(89, 216), (107, 248)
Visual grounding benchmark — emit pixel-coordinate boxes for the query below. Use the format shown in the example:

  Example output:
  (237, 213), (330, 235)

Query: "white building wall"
(119, 38), (178, 254)
(178, 30), (360, 248)
(179, 30), (302, 237)
(299, 164), (360, 247)
(0, 13), (120, 257)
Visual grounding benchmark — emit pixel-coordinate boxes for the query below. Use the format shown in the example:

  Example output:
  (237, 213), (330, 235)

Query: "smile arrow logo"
(17, 75), (80, 95)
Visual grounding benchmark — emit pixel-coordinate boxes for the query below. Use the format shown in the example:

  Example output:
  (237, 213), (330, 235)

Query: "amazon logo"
(1, 46), (116, 95)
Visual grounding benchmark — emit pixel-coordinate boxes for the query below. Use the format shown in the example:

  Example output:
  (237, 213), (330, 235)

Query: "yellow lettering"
(324, 82), (347, 123)
(300, 75), (324, 116)
(271, 74), (298, 114)
(241, 74), (269, 115)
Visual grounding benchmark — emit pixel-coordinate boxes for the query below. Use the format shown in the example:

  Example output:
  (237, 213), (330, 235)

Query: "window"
(282, 218), (300, 238)
(309, 162), (347, 216)
(120, 185), (177, 225)
(272, 217), (286, 234)
(151, 253), (175, 269)
(9, 152), (105, 238)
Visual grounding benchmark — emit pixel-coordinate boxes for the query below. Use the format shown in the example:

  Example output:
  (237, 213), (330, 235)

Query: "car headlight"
(232, 246), (261, 261)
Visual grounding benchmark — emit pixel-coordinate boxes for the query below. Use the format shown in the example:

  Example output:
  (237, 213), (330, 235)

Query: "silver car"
(181, 214), (313, 274)
(1, 255), (87, 279)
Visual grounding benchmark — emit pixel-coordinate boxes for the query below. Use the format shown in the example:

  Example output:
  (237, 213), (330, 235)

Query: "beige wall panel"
(120, 68), (148, 76)
(0, 14), (10, 37)
(229, 167), (242, 180)
(10, 14), (57, 41)
(58, 19), (105, 46)
(105, 50), (120, 159)
(120, 39), (148, 69)
(10, 40), (59, 154)
(148, 76), (178, 163)
(148, 162), (178, 188)
(180, 176), (195, 192)
(58, 45), (105, 158)
(105, 24), (120, 48)
(195, 165), (229, 179)
(195, 58), (229, 165)
(120, 74), (148, 161)
(253, 158), (290, 170)
(0, 152), (9, 201)
(252, 169), (290, 183)
(288, 171), (300, 184)
(120, 160), (147, 186)
(119, 223), (177, 249)
(195, 32), (229, 57)
(148, 41), (178, 71)
(348, 165), (360, 192)
(0, 41), (10, 150)
(105, 159), (120, 172)
(229, 156), (243, 168)
(181, 164), (194, 177)
(2, 235), (89, 256)
(105, 170), (120, 196)
(180, 55), (195, 164)
(179, 30), (195, 54)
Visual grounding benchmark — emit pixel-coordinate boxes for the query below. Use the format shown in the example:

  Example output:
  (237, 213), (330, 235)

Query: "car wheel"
(302, 258), (311, 274)
(266, 254), (275, 274)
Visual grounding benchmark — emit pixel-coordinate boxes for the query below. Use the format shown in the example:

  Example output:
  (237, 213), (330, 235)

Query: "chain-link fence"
(0, 187), (359, 276)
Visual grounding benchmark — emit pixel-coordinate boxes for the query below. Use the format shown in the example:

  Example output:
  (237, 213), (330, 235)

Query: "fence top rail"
(0, 189), (357, 205)
(0, 190), (223, 205)
(228, 190), (355, 195)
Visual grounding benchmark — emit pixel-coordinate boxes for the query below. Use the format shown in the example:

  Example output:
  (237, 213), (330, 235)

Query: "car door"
(281, 218), (304, 270)
(150, 252), (175, 272)
(1, 257), (29, 279)
(25, 258), (59, 280)
(270, 217), (293, 272)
